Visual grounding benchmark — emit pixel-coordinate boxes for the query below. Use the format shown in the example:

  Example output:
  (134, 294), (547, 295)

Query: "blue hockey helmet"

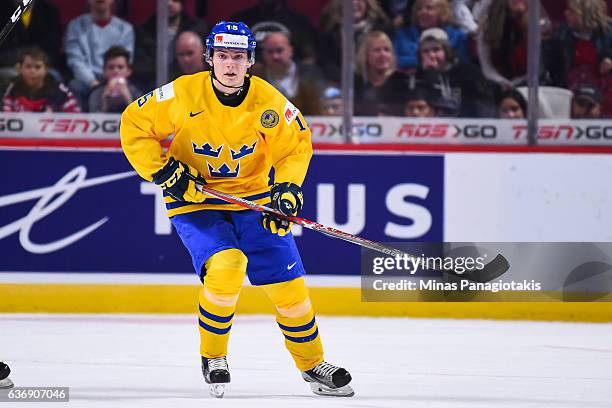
(205, 21), (257, 65)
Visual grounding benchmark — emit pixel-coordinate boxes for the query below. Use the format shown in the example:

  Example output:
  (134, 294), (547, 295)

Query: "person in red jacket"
(2, 47), (81, 113)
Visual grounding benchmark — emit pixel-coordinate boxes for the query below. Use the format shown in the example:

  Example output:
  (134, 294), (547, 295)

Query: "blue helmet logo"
(206, 21), (257, 64)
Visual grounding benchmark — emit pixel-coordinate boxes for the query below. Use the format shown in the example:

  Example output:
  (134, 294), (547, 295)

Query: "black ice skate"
(0, 362), (14, 389)
(302, 361), (354, 397)
(201, 356), (230, 398)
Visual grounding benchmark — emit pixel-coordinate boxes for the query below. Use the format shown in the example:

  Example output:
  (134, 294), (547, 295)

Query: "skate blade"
(209, 383), (225, 398)
(309, 382), (354, 397)
(0, 378), (14, 389)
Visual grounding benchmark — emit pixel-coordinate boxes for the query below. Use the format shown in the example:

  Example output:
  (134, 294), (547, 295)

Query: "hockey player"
(0, 362), (13, 389)
(120, 21), (353, 398)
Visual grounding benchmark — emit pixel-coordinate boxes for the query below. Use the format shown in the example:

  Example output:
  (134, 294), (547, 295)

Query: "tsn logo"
(38, 118), (120, 133)
(512, 124), (612, 140)
(0, 118), (120, 134)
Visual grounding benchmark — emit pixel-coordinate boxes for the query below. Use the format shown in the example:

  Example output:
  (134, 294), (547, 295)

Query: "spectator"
(320, 86), (344, 116)
(394, 0), (469, 70)
(404, 87), (438, 116)
(172, 31), (207, 78)
(231, 0), (318, 65)
(65, 0), (134, 102)
(355, 31), (409, 116)
(0, 0), (63, 83)
(380, 0), (416, 28)
(133, 0), (208, 90)
(452, 0), (493, 34)
(88, 46), (140, 113)
(251, 30), (324, 115)
(546, 0), (612, 88)
(496, 88), (527, 118)
(319, 0), (393, 83)
(478, 0), (553, 88)
(571, 83), (603, 118)
(2, 47), (80, 113)
(393, 0), (494, 37)
(409, 28), (496, 117)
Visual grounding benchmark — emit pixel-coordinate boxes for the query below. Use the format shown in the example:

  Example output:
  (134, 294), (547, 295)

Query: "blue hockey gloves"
(152, 157), (206, 202)
(262, 182), (304, 236)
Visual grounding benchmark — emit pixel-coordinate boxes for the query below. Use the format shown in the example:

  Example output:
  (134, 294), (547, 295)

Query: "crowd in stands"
(0, 0), (609, 119)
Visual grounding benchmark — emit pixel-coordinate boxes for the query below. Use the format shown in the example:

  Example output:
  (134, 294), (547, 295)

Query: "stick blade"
(461, 254), (510, 283)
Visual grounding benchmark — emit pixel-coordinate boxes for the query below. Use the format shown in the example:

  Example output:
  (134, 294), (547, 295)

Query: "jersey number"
(137, 91), (154, 108)
(295, 115), (306, 131)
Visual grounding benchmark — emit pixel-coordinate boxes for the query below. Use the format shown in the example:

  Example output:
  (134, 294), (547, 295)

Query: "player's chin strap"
(210, 67), (246, 92)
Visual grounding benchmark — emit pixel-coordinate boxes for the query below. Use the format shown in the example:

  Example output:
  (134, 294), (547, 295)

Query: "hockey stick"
(0, 0), (33, 47)
(196, 184), (510, 283)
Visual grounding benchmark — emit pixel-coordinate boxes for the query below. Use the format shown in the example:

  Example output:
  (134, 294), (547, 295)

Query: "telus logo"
(0, 166), (136, 253)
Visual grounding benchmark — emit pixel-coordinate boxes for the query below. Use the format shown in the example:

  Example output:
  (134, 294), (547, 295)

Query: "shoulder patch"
(282, 100), (299, 125)
(261, 109), (279, 128)
(156, 82), (175, 102)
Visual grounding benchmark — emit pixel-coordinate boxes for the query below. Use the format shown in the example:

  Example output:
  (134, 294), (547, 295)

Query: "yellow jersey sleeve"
(261, 91), (313, 187)
(120, 83), (183, 181)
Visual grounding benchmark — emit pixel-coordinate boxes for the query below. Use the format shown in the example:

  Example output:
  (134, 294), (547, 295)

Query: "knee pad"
(262, 277), (312, 318)
(203, 248), (248, 303)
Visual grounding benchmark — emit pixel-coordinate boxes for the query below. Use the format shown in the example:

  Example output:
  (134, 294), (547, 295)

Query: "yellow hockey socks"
(262, 277), (324, 371)
(198, 248), (247, 358)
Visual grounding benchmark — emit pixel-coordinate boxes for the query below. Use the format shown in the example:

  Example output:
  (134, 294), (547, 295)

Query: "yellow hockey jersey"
(120, 71), (313, 216)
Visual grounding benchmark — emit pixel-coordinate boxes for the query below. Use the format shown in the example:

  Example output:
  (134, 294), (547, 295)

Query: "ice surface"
(0, 314), (611, 408)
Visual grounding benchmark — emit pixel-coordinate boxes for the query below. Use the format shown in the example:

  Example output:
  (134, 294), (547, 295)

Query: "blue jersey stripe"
(166, 191), (270, 210)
